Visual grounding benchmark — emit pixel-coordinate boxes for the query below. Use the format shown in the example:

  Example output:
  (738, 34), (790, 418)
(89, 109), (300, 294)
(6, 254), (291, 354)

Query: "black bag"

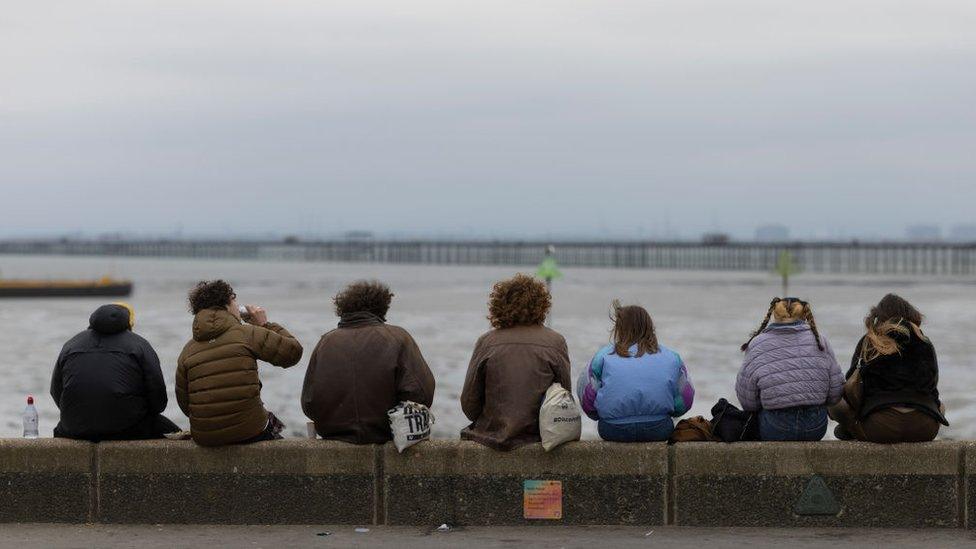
(710, 398), (760, 442)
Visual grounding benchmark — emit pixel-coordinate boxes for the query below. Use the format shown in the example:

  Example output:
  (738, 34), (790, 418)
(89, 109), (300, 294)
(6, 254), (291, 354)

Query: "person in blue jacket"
(577, 300), (694, 442)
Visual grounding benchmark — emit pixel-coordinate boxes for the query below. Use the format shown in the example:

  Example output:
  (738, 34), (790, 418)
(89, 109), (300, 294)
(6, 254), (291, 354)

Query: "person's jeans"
(598, 417), (674, 442)
(758, 406), (828, 441)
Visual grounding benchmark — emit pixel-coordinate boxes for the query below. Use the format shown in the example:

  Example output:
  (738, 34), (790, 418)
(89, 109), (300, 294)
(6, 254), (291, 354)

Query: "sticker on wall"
(523, 480), (563, 519)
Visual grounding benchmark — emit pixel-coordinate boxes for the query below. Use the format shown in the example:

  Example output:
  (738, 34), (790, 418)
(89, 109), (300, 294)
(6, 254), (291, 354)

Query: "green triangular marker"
(537, 256), (562, 281)
(775, 250), (799, 297)
(794, 475), (840, 516)
(537, 246), (561, 327)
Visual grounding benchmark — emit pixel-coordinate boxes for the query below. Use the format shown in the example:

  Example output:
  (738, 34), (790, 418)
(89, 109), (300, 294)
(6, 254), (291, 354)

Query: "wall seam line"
(666, 445), (675, 526)
(90, 443), (100, 523)
(373, 444), (386, 526)
(959, 444), (967, 529)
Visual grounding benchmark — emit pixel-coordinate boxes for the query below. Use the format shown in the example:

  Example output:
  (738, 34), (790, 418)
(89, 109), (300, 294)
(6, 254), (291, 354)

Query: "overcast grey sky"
(1, 1), (974, 239)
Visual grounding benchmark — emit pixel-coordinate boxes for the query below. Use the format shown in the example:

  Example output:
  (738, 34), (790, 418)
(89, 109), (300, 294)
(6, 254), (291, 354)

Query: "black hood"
(89, 304), (131, 335)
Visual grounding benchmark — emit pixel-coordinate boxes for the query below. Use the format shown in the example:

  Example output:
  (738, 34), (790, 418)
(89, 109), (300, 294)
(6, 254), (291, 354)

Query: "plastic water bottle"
(23, 395), (38, 439)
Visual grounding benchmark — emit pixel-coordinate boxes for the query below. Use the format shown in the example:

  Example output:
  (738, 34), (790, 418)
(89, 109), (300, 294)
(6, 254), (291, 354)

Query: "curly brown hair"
(487, 273), (551, 329)
(188, 280), (235, 314)
(334, 280), (394, 319)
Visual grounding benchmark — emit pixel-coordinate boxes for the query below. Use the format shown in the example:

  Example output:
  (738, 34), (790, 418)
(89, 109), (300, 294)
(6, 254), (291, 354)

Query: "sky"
(1, 1), (975, 240)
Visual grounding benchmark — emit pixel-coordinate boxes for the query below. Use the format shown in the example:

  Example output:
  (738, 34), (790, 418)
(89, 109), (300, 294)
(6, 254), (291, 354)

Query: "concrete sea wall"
(0, 438), (971, 527)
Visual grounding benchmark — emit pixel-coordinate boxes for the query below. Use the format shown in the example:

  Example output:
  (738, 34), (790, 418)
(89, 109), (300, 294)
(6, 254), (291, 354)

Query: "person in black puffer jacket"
(51, 303), (179, 441)
(832, 294), (948, 443)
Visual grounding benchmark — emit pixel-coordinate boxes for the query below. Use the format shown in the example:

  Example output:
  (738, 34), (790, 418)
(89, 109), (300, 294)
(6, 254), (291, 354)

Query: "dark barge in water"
(0, 278), (133, 298)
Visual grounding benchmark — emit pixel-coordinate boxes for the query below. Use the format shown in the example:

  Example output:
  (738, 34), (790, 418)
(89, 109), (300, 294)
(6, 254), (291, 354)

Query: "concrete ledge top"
(673, 441), (964, 476)
(0, 439), (93, 473)
(960, 442), (976, 471)
(1, 439), (968, 477)
(96, 439), (375, 475)
(384, 440), (668, 476)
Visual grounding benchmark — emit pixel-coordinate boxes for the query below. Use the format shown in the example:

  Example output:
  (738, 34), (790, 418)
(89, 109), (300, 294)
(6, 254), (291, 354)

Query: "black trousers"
(836, 407), (939, 443)
(54, 414), (180, 442)
(236, 412), (285, 444)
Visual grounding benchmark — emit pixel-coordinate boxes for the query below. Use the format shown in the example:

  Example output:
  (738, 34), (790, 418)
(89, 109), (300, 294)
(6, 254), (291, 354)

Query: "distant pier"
(1, 239), (975, 275)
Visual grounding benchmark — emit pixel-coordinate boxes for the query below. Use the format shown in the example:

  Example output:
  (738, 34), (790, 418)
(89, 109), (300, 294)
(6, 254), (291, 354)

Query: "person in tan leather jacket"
(176, 280), (303, 446)
(302, 280), (435, 444)
(460, 274), (572, 451)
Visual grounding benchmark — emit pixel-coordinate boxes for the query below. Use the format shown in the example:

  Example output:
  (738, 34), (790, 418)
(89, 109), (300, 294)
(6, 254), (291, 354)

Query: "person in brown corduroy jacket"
(302, 280), (435, 444)
(460, 274), (572, 451)
(176, 280), (303, 446)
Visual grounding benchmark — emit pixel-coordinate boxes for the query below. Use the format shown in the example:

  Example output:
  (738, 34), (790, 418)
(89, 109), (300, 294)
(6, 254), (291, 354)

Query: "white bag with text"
(388, 401), (434, 453)
(539, 383), (581, 452)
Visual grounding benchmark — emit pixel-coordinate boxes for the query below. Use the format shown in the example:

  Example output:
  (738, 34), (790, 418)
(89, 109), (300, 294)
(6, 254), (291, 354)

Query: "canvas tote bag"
(539, 383), (582, 451)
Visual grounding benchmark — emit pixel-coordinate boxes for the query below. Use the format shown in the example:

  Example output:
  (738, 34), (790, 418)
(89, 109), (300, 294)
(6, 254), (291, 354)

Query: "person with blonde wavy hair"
(833, 294), (948, 442)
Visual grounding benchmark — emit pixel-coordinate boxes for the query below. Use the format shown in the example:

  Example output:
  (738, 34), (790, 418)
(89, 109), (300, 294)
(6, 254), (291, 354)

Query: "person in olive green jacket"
(176, 280), (303, 446)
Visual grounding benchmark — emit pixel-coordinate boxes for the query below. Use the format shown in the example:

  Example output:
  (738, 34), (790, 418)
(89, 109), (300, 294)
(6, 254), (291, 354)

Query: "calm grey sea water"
(1, 255), (973, 440)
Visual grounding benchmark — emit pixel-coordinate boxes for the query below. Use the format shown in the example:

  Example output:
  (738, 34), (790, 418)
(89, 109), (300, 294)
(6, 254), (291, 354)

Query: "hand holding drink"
(239, 304), (268, 326)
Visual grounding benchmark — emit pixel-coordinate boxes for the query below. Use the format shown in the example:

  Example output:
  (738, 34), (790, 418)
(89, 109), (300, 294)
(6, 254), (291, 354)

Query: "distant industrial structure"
(2, 237), (975, 276)
(755, 224), (790, 242)
(950, 224), (976, 242)
(906, 224), (943, 242)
